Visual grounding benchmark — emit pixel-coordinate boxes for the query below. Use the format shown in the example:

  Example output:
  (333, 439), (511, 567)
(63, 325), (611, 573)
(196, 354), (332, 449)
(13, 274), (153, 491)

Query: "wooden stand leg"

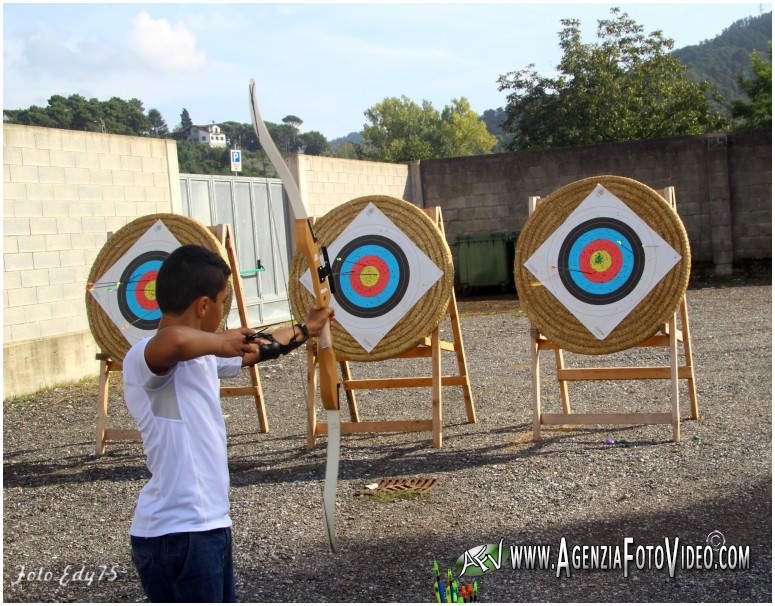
(680, 298), (700, 420)
(669, 313), (681, 442)
(340, 361), (360, 422)
(431, 327), (443, 448)
(555, 348), (571, 415)
(96, 358), (110, 457)
(210, 223), (269, 431)
(531, 331), (542, 442)
(247, 365), (268, 433)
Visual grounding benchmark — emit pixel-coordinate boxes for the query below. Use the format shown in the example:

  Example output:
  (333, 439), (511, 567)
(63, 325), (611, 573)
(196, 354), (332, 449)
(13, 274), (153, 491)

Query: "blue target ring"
(117, 251), (168, 330)
(558, 218), (644, 305)
(332, 235), (409, 317)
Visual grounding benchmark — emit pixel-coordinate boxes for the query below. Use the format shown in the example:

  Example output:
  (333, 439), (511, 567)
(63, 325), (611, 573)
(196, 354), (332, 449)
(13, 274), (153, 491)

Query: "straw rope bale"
(289, 195), (453, 361)
(85, 213), (232, 362)
(514, 175), (691, 354)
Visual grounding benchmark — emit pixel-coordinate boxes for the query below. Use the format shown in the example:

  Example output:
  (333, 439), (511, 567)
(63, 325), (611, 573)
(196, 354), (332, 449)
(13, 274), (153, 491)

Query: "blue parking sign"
(230, 149), (242, 172)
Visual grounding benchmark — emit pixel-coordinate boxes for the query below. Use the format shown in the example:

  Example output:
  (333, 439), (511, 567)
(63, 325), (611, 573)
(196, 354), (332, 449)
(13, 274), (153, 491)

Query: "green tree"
(362, 96), (495, 162)
(282, 115), (303, 128)
(480, 107), (514, 152)
(180, 108), (193, 131)
(324, 140), (364, 160)
(362, 96), (439, 162)
(299, 130), (330, 155)
(497, 7), (727, 150)
(438, 98), (497, 157)
(101, 97), (149, 135)
(147, 109), (169, 137)
(731, 44), (772, 130)
(220, 121), (258, 151)
(4, 94), (155, 136)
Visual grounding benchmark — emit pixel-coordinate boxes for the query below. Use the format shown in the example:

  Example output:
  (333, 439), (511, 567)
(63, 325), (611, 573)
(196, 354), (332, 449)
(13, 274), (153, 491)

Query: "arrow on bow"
(248, 79), (341, 552)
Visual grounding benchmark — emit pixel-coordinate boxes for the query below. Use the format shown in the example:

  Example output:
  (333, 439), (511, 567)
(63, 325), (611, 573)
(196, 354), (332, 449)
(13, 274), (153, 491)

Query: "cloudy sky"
(3, 2), (769, 139)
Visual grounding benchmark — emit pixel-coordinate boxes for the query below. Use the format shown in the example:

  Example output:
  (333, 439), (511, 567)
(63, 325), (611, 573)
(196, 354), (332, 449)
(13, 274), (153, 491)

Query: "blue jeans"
(130, 527), (235, 602)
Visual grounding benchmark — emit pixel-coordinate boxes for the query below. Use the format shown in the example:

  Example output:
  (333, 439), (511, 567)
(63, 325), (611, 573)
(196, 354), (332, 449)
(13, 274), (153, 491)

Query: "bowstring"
(263, 166), (312, 404)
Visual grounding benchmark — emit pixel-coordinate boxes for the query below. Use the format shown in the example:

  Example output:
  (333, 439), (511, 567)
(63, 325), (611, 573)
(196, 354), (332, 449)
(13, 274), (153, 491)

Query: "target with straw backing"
(86, 214), (232, 362)
(515, 176), (691, 355)
(289, 195), (454, 361)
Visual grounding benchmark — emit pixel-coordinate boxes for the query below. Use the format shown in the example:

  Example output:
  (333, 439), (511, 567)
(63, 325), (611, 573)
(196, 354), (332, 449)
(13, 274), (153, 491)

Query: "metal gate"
(179, 174), (293, 328)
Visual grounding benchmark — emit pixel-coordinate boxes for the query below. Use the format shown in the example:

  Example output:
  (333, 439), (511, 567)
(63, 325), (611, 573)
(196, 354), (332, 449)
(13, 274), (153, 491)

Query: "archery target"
(516, 176), (691, 355)
(557, 217), (645, 305)
(116, 250), (168, 330)
(332, 234), (410, 318)
(86, 214), (233, 362)
(288, 195), (454, 362)
(299, 202), (443, 353)
(89, 220), (182, 346)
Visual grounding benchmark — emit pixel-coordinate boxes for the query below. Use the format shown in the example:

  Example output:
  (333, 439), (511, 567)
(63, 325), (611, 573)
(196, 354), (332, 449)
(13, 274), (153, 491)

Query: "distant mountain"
(329, 131), (364, 147)
(673, 12), (772, 105)
(478, 12), (772, 143)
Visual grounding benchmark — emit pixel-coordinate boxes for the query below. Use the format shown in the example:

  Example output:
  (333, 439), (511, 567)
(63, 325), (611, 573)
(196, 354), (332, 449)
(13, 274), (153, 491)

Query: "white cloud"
(7, 21), (127, 80)
(126, 11), (206, 73)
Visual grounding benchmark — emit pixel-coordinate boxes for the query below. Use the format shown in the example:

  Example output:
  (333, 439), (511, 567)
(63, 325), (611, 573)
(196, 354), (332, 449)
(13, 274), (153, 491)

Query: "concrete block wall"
(3, 124), (181, 397)
(419, 130), (772, 272)
(727, 130), (772, 260)
(3, 124), (769, 398)
(287, 154), (413, 217)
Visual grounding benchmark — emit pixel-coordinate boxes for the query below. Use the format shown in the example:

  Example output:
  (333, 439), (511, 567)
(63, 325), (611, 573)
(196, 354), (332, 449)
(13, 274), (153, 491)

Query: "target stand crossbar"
(305, 207), (475, 449)
(526, 186), (699, 443)
(94, 223), (267, 456)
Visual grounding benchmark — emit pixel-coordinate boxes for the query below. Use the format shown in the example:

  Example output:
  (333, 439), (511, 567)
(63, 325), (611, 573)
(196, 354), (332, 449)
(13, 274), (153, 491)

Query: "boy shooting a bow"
(123, 244), (333, 602)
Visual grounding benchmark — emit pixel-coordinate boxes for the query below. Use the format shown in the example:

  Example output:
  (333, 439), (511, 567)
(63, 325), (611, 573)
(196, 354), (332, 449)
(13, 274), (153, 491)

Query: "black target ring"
(117, 250), (169, 331)
(558, 217), (645, 305)
(332, 235), (410, 318)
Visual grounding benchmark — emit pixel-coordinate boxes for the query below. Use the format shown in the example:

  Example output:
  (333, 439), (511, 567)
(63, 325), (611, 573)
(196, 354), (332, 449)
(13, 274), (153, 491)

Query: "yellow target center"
(360, 266), (380, 287)
(590, 250), (612, 273)
(145, 280), (157, 301)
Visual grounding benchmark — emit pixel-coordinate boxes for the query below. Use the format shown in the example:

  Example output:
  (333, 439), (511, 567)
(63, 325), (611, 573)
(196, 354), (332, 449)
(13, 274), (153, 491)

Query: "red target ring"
(349, 254), (390, 297)
(579, 240), (623, 283)
(135, 271), (159, 309)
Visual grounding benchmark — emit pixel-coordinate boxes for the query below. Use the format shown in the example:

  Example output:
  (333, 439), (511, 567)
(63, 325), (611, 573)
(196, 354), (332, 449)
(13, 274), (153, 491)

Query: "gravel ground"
(3, 283), (771, 603)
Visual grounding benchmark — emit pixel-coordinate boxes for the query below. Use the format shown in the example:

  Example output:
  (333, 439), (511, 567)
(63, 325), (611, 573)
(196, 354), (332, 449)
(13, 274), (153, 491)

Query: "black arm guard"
(248, 324), (309, 361)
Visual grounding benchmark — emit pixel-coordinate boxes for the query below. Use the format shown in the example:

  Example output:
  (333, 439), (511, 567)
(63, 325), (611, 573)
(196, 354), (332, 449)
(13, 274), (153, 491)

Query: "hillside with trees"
(484, 9), (771, 151)
(673, 12), (772, 103)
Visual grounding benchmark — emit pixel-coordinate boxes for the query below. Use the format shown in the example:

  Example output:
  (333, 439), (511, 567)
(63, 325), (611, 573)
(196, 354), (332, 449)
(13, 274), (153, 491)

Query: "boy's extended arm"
(144, 326), (256, 374)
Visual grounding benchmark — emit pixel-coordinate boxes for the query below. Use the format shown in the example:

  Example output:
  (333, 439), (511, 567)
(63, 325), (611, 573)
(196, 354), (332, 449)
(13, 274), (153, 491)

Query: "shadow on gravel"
(3, 420), (696, 491)
(3, 448), (148, 488)
(238, 478), (771, 603)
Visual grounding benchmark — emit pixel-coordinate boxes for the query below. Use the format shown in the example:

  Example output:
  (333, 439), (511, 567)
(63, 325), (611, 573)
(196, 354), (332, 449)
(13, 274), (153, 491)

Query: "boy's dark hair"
(156, 244), (231, 314)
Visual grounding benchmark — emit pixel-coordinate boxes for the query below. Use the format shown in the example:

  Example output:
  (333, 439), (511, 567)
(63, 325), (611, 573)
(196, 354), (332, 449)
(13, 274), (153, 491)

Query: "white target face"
(301, 202), (443, 352)
(88, 220), (182, 345)
(524, 184), (681, 340)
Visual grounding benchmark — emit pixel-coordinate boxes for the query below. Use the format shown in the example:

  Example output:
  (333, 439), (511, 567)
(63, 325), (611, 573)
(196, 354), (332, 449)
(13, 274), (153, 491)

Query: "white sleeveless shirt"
(123, 337), (243, 537)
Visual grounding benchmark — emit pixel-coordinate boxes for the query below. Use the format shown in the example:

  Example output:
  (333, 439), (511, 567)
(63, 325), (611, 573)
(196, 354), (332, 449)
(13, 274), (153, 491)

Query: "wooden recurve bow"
(248, 79), (341, 552)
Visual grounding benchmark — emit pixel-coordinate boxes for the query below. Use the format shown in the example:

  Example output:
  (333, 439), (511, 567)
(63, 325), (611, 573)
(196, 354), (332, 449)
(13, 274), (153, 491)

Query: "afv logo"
(455, 539), (504, 576)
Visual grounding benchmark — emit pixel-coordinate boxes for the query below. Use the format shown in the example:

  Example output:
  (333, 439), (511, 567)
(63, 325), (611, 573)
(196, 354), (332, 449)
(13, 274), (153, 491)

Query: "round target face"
(332, 235), (410, 318)
(117, 250), (168, 330)
(557, 218), (645, 305)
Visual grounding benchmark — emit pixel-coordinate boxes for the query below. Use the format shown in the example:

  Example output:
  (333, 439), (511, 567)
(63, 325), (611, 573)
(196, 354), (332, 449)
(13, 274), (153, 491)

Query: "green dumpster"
(455, 231), (518, 290)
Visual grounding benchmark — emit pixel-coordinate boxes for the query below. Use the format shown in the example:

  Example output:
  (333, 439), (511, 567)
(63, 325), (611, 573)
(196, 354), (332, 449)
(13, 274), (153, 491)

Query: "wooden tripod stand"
(528, 187), (699, 443)
(305, 207), (476, 449)
(94, 223), (267, 455)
